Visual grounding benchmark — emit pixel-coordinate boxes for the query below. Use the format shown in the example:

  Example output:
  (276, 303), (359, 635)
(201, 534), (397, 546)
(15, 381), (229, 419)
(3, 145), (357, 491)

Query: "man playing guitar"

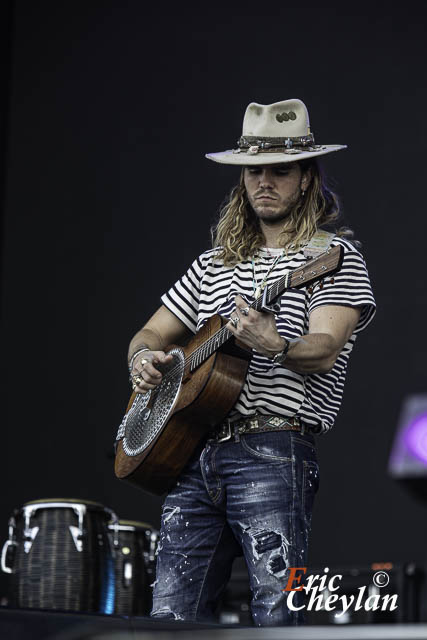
(126, 99), (375, 625)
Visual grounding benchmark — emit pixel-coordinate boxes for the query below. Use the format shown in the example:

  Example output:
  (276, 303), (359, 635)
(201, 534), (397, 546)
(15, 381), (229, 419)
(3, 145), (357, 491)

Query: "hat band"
(238, 133), (315, 151)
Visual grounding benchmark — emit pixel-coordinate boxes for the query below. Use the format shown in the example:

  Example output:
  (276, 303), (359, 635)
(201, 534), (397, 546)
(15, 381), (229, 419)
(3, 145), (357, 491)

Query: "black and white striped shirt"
(161, 236), (376, 433)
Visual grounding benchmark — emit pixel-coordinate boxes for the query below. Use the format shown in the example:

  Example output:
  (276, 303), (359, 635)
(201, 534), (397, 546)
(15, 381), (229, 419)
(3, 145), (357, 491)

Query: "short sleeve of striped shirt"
(160, 255), (204, 334)
(308, 238), (376, 333)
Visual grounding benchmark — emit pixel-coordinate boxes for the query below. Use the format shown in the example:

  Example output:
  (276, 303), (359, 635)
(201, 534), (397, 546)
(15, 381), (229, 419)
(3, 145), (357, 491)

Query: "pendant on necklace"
(254, 285), (263, 299)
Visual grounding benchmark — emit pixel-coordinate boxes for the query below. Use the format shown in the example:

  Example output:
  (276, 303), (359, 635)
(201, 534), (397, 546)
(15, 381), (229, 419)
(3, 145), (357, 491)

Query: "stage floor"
(2, 607), (427, 640)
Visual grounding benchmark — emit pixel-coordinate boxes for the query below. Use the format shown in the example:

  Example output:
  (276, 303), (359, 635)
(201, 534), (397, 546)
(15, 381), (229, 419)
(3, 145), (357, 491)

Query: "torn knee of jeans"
(252, 530), (282, 555)
(266, 552), (288, 579)
(151, 606), (184, 621)
(246, 527), (290, 579)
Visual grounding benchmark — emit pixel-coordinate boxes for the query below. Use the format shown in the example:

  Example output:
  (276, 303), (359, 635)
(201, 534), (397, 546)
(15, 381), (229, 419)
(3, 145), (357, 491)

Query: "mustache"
(254, 191), (278, 199)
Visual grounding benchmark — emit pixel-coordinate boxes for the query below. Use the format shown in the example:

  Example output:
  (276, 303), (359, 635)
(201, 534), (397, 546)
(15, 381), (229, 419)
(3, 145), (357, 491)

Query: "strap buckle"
(216, 419), (233, 443)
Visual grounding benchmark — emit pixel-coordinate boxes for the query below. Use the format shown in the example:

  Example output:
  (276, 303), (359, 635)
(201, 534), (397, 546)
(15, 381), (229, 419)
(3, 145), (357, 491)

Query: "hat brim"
(205, 144), (347, 165)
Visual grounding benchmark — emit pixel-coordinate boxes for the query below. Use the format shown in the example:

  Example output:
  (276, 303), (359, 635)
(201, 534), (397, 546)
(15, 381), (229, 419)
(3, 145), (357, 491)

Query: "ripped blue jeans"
(151, 429), (319, 626)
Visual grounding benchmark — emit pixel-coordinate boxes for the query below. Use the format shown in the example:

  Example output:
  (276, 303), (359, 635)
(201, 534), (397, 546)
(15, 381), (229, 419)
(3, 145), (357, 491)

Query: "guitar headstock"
(289, 245), (344, 289)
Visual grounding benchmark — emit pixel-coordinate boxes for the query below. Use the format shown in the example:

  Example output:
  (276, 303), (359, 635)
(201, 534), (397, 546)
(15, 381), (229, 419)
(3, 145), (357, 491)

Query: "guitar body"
(114, 314), (250, 495)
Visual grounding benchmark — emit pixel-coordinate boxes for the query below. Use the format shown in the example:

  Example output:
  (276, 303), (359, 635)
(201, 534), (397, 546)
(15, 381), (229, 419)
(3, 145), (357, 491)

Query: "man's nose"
(258, 170), (274, 187)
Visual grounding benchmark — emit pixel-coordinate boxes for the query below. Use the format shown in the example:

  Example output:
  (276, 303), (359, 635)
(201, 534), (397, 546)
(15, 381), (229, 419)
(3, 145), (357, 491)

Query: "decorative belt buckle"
(217, 420), (233, 443)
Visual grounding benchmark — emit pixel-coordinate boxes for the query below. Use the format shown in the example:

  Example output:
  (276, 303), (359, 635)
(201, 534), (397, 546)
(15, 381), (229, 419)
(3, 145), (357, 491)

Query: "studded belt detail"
(208, 414), (304, 443)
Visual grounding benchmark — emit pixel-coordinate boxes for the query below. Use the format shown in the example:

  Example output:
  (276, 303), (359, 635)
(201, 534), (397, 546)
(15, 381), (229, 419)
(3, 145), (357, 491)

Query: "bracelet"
(128, 347), (151, 372)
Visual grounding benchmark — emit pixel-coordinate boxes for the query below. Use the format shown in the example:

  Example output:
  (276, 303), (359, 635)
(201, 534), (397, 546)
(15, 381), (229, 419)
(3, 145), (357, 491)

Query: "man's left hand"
(227, 294), (285, 358)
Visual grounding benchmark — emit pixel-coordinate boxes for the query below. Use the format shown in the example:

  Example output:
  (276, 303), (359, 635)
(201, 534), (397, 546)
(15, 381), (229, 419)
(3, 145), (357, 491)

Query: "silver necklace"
(251, 249), (286, 299)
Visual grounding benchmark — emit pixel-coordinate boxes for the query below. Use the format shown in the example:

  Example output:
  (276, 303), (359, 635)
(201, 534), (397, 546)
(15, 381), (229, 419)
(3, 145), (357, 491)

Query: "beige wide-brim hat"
(206, 98), (347, 165)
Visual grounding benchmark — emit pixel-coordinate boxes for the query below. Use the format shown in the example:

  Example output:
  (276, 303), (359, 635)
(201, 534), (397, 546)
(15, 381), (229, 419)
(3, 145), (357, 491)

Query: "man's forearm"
(283, 333), (339, 374)
(128, 328), (165, 365)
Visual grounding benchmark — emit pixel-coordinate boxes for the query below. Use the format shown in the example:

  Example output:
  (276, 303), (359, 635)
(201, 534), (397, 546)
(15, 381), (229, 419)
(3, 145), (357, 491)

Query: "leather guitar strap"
(303, 229), (335, 259)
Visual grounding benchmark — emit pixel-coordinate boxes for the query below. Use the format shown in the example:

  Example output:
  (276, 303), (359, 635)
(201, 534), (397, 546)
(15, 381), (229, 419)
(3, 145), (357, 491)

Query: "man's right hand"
(130, 350), (174, 393)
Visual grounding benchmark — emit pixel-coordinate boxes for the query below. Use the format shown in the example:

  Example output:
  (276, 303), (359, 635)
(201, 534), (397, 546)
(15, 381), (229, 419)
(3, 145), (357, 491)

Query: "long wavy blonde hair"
(211, 159), (356, 266)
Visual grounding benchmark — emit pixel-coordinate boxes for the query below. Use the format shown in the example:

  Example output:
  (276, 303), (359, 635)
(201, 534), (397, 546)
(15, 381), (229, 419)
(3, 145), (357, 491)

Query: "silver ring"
(231, 315), (239, 328)
(133, 375), (143, 386)
(239, 306), (250, 316)
(140, 358), (149, 367)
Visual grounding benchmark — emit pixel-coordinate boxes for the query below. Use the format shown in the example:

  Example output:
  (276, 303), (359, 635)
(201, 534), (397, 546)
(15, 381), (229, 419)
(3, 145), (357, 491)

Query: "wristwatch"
(271, 338), (291, 365)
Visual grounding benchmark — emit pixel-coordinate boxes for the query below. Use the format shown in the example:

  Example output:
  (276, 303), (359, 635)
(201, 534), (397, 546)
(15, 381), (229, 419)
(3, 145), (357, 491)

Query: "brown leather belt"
(207, 414), (305, 443)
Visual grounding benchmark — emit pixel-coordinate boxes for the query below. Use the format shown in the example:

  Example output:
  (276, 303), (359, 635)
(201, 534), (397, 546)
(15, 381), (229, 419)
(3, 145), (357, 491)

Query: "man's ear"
(301, 166), (313, 191)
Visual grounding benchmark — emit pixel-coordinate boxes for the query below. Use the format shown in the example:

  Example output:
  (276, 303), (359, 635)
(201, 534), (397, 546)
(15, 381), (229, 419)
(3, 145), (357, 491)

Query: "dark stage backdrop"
(1, 0), (426, 598)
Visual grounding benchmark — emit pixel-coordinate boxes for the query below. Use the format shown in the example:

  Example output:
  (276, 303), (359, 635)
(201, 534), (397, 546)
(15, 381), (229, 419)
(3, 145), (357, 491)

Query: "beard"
(249, 191), (300, 225)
